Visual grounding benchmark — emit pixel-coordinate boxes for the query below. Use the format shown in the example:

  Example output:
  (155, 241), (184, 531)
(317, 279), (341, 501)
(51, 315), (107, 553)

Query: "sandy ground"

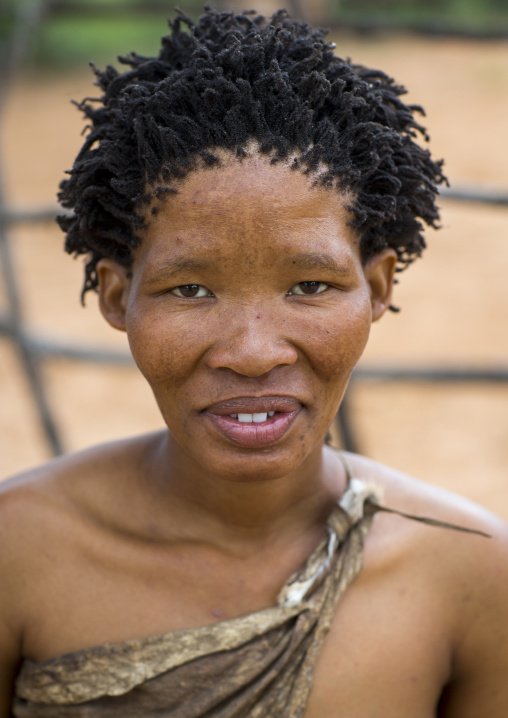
(1, 35), (507, 518)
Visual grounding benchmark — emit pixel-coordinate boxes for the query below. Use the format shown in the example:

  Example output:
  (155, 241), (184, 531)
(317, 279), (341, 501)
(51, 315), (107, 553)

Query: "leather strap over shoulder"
(336, 450), (491, 539)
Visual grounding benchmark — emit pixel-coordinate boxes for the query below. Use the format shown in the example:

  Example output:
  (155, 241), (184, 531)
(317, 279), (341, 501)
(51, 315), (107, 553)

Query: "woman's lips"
(202, 396), (302, 448)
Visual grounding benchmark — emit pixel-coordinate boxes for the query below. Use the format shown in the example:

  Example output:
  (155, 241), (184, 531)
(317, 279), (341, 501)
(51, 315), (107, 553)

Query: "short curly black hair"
(58, 6), (446, 300)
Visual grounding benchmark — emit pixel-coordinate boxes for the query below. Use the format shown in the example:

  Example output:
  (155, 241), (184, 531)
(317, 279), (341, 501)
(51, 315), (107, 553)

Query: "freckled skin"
(1, 155), (508, 718)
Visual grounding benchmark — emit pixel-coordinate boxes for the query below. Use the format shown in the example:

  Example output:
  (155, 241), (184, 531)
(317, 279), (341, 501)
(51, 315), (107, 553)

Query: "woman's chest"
(22, 532), (315, 662)
(303, 571), (451, 718)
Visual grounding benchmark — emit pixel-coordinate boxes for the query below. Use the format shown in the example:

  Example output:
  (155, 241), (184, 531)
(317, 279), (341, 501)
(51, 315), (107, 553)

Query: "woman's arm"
(0, 627), (20, 718)
(0, 485), (29, 717)
(439, 521), (508, 717)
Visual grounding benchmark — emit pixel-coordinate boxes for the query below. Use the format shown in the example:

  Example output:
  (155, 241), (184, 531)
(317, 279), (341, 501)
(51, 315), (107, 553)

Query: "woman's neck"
(137, 433), (347, 554)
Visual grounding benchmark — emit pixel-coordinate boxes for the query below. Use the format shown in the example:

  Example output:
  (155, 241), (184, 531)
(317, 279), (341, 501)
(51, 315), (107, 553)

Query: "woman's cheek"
(126, 307), (206, 385)
(301, 296), (372, 378)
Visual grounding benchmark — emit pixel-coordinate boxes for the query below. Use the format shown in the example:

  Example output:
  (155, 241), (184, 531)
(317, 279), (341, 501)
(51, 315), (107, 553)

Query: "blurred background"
(1, 0), (507, 518)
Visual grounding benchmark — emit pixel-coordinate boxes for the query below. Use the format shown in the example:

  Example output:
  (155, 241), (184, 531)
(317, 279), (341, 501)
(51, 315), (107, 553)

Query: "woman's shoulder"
(0, 431), (166, 559)
(333, 452), (508, 711)
(343, 451), (508, 633)
(344, 450), (508, 541)
(1, 429), (165, 495)
(0, 432), (166, 637)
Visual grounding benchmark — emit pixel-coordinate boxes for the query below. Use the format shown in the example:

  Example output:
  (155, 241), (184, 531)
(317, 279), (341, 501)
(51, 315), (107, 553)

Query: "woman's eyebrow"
(146, 257), (212, 282)
(145, 253), (351, 282)
(283, 253), (351, 275)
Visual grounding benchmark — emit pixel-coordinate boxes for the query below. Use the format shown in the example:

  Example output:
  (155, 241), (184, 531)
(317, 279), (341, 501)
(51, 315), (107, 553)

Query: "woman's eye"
(288, 281), (329, 296)
(171, 284), (212, 298)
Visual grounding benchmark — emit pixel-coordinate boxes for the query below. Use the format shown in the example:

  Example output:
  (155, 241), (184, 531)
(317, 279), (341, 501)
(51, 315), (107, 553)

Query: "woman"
(1, 8), (507, 717)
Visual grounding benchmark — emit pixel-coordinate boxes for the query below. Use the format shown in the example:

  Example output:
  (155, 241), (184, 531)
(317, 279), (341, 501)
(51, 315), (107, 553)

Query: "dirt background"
(1, 35), (507, 519)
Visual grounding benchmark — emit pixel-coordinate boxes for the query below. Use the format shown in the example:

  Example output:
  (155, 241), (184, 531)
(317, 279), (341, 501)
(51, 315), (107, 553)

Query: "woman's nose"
(205, 309), (298, 377)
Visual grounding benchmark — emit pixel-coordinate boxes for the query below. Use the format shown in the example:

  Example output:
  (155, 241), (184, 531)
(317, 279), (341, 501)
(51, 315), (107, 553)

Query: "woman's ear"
(96, 259), (132, 332)
(363, 248), (398, 322)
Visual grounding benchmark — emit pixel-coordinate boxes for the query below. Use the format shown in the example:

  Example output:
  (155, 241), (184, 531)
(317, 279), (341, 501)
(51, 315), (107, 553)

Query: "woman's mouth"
(202, 397), (302, 448)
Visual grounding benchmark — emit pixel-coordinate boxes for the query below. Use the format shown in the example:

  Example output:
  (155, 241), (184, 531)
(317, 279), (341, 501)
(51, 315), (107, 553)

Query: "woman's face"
(98, 154), (395, 482)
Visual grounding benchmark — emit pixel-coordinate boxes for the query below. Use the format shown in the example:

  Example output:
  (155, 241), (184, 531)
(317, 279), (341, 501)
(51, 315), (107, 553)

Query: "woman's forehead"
(136, 155), (362, 275)
(145, 153), (356, 231)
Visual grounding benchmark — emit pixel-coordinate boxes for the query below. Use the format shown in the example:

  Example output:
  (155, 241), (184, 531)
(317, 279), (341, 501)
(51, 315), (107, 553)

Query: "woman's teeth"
(229, 411), (276, 423)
